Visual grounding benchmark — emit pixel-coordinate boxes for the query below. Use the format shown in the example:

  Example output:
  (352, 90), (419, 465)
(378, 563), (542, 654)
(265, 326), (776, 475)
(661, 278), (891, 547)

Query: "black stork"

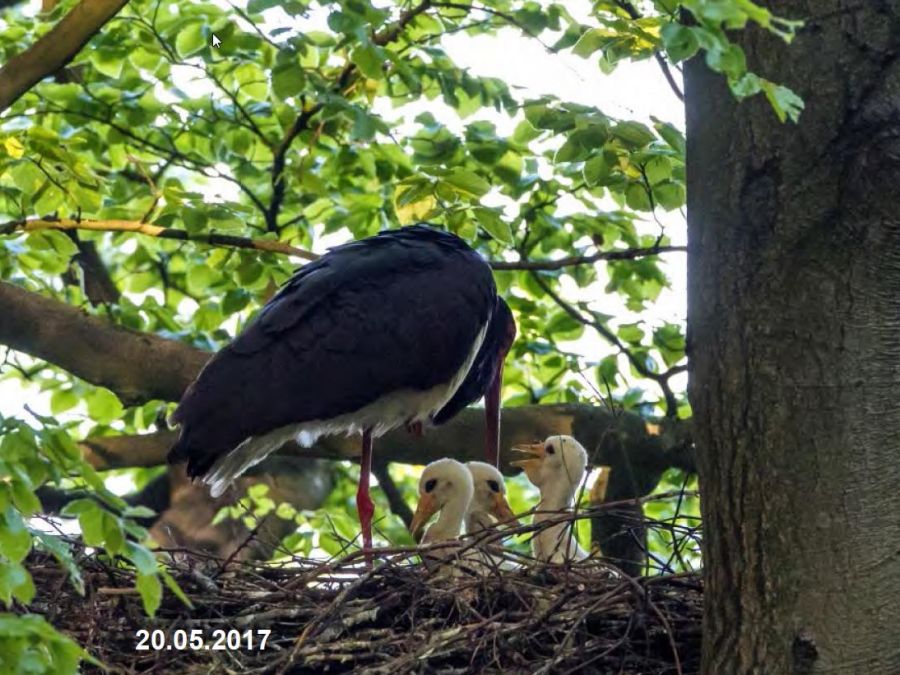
(167, 224), (517, 551)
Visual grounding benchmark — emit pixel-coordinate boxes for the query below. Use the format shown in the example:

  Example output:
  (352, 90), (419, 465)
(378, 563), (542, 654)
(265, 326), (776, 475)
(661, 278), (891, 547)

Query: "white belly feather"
(203, 318), (490, 497)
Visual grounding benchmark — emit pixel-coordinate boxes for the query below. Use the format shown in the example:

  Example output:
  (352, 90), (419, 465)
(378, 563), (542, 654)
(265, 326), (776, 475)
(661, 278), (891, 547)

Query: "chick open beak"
(510, 442), (545, 482)
(490, 492), (520, 528)
(590, 465), (612, 505)
(409, 492), (439, 543)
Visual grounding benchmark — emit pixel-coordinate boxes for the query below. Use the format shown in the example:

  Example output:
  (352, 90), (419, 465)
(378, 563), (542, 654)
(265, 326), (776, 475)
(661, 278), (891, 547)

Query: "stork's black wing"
(432, 297), (515, 425)
(168, 225), (496, 477)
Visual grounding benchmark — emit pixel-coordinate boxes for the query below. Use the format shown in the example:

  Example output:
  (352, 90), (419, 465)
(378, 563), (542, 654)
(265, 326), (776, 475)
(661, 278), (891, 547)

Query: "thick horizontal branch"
(0, 0), (129, 113)
(0, 218), (318, 261)
(0, 281), (208, 405)
(80, 404), (694, 490)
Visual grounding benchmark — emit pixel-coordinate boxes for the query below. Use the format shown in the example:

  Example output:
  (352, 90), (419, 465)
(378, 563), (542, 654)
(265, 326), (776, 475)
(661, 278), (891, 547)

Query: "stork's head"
(465, 461), (518, 531)
(510, 435), (588, 493)
(409, 458), (474, 543)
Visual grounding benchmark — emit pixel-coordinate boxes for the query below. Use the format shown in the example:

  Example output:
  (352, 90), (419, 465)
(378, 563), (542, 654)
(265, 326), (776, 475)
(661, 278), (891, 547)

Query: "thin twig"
(0, 217), (319, 260)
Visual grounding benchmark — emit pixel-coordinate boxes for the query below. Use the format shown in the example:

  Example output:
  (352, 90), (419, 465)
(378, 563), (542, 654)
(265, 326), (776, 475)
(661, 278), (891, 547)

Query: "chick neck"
(423, 494), (469, 543)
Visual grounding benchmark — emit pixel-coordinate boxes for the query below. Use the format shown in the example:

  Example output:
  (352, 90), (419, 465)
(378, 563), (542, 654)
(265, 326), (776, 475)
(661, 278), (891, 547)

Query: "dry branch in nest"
(23, 518), (702, 675)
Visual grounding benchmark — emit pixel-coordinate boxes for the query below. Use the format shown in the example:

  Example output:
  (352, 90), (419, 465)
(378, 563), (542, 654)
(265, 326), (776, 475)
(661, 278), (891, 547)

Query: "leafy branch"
(1, 217), (681, 270)
(492, 244), (685, 271)
(530, 272), (685, 418)
(0, 217), (319, 260)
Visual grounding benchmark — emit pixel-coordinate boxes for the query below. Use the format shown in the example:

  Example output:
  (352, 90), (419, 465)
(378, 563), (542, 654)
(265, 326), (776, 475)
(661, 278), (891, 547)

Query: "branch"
(78, 403), (693, 479)
(0, 217), (319, 261)
(490, 245), (685, 271)
(266, 107), (318, 232)
(0, 0), (130, 113)
(0, 281), (209, 405)
(531, 272), (684, 418)
(374, 0), (433, 46)
(263, 0), (433, 231)
(613, 0), (684, 102)
(2, 217), (680, 270)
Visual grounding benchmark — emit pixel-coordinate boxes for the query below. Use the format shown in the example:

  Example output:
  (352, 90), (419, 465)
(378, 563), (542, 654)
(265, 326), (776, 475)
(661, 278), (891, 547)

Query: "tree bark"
(686, 2), (900, 672)
(0, 0), (129, 113)
(0, 281), (208, 405)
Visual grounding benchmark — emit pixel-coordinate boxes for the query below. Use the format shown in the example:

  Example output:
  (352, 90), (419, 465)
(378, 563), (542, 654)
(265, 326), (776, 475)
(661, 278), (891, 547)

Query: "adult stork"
(167, 224), (516, 551)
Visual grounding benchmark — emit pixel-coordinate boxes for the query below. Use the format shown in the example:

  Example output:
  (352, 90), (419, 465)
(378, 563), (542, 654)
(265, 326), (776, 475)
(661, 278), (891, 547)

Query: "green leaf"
(85, 388), (123, 425)
(661, 23), (699, 62)
(0, 508), (31, 563)
(90, 50), (125, 79)
(160, 569), (194, 609)
(0, 561), (35, 606)
(645, 156), (672, 185)
(27, 231), (79, 259)
(176, 22), (207, 57)
(10, 482), (40, 517)
(625, 182), (653, 211)
(442, 169), (491, 199)
(612, 121), (656, 148)
(187, 264), (215, 293)
(122, 505), (156, 519)
(272, 62), (305, 99)
(50, 388), (78, 415)
(583, 154), (612, 185)
(596, 355), (619, 386)
(136, 573), (162, 617)
(652, 181), (685, 210)
(102, 512), (124, 555)
(78, 507), (105, 548)
(618, 322), (644, 345)
(473, 207), (512, 245)
(34, 533), (84, 595)
(233, 63), (268, 100)
(351, 44), (385, 80)
(572, 28), (607, 58)
(762, 81), (804, 123)
(394, 194), (437, 225)
(652, 118), (685, 154)
(125, 541), (158, 576)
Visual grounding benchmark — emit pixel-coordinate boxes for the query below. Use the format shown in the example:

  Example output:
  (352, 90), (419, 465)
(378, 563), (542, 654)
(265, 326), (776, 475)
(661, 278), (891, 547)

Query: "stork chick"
(409, 459), (474, 552)
(512, 435), (589, 563)
(465, 461), (518, 534)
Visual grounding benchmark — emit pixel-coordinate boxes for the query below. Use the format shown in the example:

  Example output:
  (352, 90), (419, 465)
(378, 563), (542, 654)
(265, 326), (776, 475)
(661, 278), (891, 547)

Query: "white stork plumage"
(512, 435), (590, 563)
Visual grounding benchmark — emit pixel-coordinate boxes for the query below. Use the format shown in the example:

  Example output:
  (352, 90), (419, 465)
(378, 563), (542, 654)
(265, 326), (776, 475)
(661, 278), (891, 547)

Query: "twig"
(613, 0), (685, 101)
(491, 245), (685, 271)
(0, 217), (319, 261)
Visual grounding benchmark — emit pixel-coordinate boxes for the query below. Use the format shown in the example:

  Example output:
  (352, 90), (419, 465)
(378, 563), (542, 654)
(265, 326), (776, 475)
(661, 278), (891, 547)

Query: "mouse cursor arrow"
(212, 34), (221, 48)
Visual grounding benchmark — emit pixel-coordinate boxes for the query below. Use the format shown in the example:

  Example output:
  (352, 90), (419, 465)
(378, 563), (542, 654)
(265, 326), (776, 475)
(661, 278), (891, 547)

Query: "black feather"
(432, 297), (515, 425)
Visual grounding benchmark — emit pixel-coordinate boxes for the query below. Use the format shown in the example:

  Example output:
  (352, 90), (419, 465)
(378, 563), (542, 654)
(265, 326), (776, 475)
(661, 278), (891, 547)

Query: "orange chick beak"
(409, 492), (439, 543)
(489, 491), (520, 528)
(510, 442), (546, 484)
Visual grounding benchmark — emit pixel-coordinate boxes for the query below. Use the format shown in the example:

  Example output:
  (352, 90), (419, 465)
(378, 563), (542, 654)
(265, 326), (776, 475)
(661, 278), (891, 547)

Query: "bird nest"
(23, 532), (702, 675)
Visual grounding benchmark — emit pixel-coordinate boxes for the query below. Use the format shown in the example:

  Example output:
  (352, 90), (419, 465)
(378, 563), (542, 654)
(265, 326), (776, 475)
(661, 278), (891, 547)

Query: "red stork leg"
(484, 359), (504, 467)
(356, 428), (375, 556)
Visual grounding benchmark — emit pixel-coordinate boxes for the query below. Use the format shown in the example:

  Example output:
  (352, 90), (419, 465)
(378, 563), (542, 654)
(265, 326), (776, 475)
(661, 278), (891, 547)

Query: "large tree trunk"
(686, 2), (900, 673)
